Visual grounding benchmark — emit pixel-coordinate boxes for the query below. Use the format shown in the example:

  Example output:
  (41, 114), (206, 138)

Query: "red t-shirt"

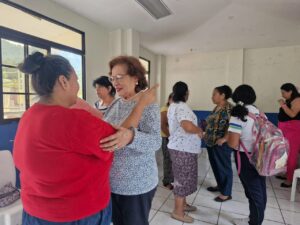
(13, 103), (115, 222)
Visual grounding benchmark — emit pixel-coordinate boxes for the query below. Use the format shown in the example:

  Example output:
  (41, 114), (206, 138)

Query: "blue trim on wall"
(0, 121), (18, 150)
(193, 110), (279, 125)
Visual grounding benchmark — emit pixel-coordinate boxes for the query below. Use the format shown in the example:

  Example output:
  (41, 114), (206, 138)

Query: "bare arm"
(181, 120), (203, 138)
(280, 98), (300, 118)
(227, 132), (240, 150)
(161, 111), (170, 137)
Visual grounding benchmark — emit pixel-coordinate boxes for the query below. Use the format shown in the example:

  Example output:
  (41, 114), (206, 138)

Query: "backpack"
(238, 112), (289, 176)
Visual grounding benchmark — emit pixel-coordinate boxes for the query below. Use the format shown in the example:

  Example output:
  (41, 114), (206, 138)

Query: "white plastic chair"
(290, 168), (300, 201)
(0, 150), (23, 225)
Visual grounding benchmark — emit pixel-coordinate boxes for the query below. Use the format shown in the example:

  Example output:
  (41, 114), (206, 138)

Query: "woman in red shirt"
(14, 52), (154, 225)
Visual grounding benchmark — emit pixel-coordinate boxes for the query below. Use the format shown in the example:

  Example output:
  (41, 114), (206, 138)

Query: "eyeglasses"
(108, 74), (127, 83)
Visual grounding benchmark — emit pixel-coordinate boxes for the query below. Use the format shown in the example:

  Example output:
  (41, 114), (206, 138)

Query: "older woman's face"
(110, 64), (138, 99)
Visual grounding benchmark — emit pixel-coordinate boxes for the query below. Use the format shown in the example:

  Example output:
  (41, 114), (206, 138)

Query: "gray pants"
(162, 137), (174, 186)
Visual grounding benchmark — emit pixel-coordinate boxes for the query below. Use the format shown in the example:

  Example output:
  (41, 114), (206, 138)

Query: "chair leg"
(290, 176), (298, 202)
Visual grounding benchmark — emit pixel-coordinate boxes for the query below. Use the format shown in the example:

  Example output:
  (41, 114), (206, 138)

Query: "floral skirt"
(169, 149), (198, 197)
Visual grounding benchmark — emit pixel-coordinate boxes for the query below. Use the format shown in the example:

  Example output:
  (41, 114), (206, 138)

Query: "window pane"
(0, 3), (82, 50)
(139, 58), (149, 73)
(51, 48), (83, 98)
(2, 67), (25, 93)
(1, 39), (24, 66)
(30, 95), (39, 107)
(3, 94), (26, 119)
(29, 46), (47, 55)
(28, 74), (35, 94)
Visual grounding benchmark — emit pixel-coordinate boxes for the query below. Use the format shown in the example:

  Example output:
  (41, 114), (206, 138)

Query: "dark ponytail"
(231, 84), (256, 122)
(18, 52), (73, 97)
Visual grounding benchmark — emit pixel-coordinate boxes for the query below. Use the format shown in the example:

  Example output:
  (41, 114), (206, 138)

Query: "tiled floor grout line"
(270, 178), (288, 225)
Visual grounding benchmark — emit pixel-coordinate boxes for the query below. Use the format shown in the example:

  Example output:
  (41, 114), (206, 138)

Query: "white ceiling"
(51, 0), (300, 55)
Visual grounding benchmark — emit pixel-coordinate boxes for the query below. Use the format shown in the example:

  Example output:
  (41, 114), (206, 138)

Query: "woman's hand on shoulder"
(100, 126), (134, 152)
(133, 84), (159, 107)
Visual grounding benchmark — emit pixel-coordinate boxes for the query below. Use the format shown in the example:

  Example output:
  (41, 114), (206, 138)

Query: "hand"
(197, 129), (204, 139)
(278, 99), (285, 106)
(133, 84), (159, 106)
(100, 126), (134, 151)
(216, 138), (226, 146)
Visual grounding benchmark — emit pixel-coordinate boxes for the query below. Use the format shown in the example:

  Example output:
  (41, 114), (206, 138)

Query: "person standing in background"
(227, 85), (267, 225)
(168, 81), (203, 223)
(277, 83), (300, 188)
(93, 76), (116, 114)
(161, 93), (174, 190)
(204, 85), (233, 202)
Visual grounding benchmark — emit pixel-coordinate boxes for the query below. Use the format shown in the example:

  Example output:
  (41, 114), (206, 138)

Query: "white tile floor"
(149, 149), (300, 225)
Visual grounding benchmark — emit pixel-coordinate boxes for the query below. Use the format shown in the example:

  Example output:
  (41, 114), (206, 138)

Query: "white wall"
(164, 46), (300, 112)
(244, 46), (300, 112)
(10, 0), (111, 105)
(165, 50), (243, 110)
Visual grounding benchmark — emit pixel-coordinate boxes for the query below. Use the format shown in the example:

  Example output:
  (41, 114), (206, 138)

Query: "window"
(139, 57), (150, 83)
(0, 1), (85, 122)
(0, 39), (46, 119)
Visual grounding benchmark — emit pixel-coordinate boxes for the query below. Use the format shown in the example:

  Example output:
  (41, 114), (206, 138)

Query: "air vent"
(135, 0), (172, 20)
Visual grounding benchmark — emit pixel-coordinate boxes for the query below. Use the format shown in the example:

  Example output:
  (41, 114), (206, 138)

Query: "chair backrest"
(0, 150), (16, 188)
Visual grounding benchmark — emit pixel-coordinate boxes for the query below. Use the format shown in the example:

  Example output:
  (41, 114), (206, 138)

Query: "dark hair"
(280, 83), (300, 102)
(231, 84), (256, 122)
(93, 76), (116, 97)
(109, 56), (148, 93)
(18, 52), (73, 97)
(166, 93), (173, 106)
(172, 81), (188, 103)
(215, 85), (232, 100)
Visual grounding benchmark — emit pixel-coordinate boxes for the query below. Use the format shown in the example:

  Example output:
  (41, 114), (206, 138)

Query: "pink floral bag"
(238, 112), (289, 176)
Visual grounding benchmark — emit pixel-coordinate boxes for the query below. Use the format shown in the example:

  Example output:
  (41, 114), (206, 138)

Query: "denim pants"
(22, 200), (112, 225)
(234, 151), (267, 225)
(207, 143), (233, 196)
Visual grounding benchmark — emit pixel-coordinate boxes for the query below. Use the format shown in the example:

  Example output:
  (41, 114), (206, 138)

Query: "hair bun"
(18, 52), (45, 74)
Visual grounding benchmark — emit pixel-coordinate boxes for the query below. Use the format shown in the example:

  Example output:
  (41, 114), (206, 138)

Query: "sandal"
(281, 182), (292, 188)
(214, 195), (232, 202)
(171, 213), (194, 223)
(207, 186), (219, 192)
(184, 204), (197, 212)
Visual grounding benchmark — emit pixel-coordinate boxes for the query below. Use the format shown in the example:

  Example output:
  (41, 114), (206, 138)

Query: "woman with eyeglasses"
(14, 52), (157, 225)
(101, 56), (161, 225)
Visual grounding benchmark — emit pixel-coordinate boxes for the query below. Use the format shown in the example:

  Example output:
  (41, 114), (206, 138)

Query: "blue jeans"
(207, 143), (233, 196)
(22, 200), (112, 225)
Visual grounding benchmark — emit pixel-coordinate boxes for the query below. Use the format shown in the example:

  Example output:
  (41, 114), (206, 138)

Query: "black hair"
(231, 84), (256, 122)
(280, 83), (300, 103)
(215, 85), (232, 100)
(172, 81), (188, 103)
(93, 76), (116, 97)
(166, 93), (173, 106)
(18, 52), (73, 97)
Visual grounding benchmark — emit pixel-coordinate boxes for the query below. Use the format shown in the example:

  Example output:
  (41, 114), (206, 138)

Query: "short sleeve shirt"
(228, 105), (260, 152)
(167, 102), (201, 154)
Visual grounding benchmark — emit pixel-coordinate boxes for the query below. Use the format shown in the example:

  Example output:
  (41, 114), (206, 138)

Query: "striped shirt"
(228, 105), (260, 152)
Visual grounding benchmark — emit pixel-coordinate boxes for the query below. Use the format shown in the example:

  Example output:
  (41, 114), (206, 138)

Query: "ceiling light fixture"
(135, 0), (172, 20)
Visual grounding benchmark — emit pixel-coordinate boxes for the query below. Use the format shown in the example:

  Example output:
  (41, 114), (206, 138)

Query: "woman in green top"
(204, 85), (233, 202)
